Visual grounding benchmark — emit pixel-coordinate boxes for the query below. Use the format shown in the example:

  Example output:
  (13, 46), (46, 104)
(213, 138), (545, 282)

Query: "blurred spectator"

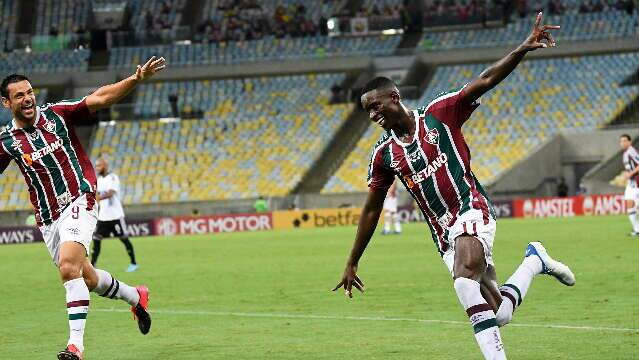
(557, 177), (568, 197)
(254, 196), (269, 212)
(168, 93), (179, 118)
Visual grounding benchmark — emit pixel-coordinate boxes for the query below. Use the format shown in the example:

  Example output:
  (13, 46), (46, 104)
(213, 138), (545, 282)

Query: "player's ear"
(1, 97), (9, 109)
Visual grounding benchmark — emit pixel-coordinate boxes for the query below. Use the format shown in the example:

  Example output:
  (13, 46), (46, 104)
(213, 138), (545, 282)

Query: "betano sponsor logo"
(403, 153), (448, 187)
(22, 138), (63, 166)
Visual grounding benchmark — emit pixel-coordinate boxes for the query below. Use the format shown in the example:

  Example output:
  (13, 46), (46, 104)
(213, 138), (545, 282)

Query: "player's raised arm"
(461, 12), (559, 104)
(332, 187), (387, 298)
(86, 56), (166, 113)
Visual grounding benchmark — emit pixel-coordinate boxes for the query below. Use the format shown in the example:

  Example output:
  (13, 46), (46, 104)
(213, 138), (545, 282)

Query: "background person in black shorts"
(92, 158), (138, 272)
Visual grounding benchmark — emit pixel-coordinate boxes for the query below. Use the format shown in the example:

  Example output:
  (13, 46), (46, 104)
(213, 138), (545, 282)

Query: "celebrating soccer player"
(333, 13), (575, 359)
(0, 56), (166, 360)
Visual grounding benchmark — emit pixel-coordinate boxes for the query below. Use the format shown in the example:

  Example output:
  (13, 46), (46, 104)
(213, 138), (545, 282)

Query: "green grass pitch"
(1, 215), (637, 359)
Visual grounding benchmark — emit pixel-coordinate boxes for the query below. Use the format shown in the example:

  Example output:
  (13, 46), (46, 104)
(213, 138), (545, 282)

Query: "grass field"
(1, 215), (638, 359)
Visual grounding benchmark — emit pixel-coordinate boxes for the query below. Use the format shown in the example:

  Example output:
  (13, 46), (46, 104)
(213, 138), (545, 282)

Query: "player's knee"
(58, 260), (82, 282)
(496, 305), (512, 327)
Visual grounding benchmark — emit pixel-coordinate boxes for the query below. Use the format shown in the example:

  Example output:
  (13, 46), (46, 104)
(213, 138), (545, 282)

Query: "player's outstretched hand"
(522, 12), (560, 51)
(332, 263), (365, 298)
(135, 56), (167, 82)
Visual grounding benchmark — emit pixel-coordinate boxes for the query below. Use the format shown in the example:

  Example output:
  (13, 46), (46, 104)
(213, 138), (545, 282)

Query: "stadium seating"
(34, 0), (89, 35)
(91, 73), (351, 203)
(108, 34), (401, 68)
(323, 52), (639, 193)
(0, 0), (18, 50)
(322, 123), (384, 194)
(418, 10), (639, 51)
(127, 0), (186, 33)
(0, 48), (90, 73)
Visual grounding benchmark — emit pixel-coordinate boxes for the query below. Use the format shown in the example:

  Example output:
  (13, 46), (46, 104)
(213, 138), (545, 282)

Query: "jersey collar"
(390, 109), (419, 147)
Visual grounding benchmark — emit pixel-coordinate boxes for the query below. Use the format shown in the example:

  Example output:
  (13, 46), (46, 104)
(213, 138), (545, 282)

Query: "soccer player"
(0, 56), (166, 360)
(381, 180), (402, 235)
(92, 157), (138, 272)
(619, 134), (639, 236)
(333, 13), (575, 359)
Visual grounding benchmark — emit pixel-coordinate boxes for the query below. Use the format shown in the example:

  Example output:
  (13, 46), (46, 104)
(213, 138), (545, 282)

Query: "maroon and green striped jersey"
(367, 86), (495, 256)
(0, 98), (97, 226)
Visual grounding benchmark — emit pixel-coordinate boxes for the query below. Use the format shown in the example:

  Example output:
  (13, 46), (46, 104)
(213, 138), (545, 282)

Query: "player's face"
(361, 88), (401, 131)
(620, 137), (631, 150)
(1, 80), (37, 121)
(95, 159), (108, 175)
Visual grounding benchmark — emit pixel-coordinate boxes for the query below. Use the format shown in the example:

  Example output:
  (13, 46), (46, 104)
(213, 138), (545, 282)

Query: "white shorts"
(442, 208), (496, 276)
(624, 185), (639, 201)
(39, 194), (98, 266)
(383, 197), (398, 212)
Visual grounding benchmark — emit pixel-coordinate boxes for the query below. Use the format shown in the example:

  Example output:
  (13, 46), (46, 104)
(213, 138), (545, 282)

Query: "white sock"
(393, 213), (402, 233)
(383, 212), (391, 232)
(628, 209), (639, 232)
(496, 256), (542, 326)
(454, 278), (507, 360)
(64, 278), (90, 352)
(93, 269), (140, 306)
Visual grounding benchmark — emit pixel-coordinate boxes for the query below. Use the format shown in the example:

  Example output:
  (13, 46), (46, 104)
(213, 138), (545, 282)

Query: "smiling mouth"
(375, 116), (386, 127)
(22, 103), (34, 112)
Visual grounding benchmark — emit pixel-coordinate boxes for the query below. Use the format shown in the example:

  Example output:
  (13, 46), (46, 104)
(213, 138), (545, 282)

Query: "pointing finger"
(534, 11), (542, 28)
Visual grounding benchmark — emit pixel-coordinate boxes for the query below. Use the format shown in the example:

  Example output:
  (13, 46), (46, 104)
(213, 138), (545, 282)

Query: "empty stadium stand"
(90, 73), (351, 204)
(418, 10), (638, 51)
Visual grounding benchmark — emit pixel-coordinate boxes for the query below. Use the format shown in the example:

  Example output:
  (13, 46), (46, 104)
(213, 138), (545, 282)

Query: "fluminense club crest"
(11, 139), (21, 151)
(44, 121), (56, 133)
(424, 128), (439, 145)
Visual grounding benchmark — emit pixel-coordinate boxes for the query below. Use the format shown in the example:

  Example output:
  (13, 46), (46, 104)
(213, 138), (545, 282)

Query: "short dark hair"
(361, 76), (396, 97)
(1, 74), (30, 98)
(621, 134), (632, 141)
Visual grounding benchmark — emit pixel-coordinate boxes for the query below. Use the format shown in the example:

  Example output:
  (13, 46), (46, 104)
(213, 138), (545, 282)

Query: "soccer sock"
(90, 237), (102, 266)
(628, 209), (639, 232)
(454, 278), (506, 360)
(393, 213), (402, 233)
(496, 256), (543, 326)
(92, 268), (140, 306)
(120, 237), (137, 265)
(383, 212), (391, 232)
(64, 278), (90, 352)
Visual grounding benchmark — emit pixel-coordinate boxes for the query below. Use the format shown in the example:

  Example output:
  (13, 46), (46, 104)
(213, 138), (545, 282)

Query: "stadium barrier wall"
(0, 195), (625, 245)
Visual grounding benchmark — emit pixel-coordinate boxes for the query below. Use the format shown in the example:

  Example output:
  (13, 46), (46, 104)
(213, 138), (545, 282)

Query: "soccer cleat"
(126, 263), (139, 272)
(131, 285), (152, 335)
(381, 229), (390, 235)
(525, 242), (576, 286)
(628, 231), (639, 237)
(57, 344), (83, 360)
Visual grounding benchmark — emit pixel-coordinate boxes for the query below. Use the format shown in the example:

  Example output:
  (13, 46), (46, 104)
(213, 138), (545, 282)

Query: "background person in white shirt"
(92, 158), (138, 272)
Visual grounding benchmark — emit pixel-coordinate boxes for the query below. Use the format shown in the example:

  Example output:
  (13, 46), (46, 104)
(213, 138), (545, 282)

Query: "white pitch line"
(93, 308), (639, 333)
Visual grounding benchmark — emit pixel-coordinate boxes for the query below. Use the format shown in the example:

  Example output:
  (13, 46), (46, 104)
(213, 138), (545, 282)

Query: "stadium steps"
(293, 108), (369, 194)
(344, 0), (364, 16)
(17, 0), (36, 34)
(181, 0), (206, 31)
(395, 31), (422, 55)
(608, 65), (639, 126)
